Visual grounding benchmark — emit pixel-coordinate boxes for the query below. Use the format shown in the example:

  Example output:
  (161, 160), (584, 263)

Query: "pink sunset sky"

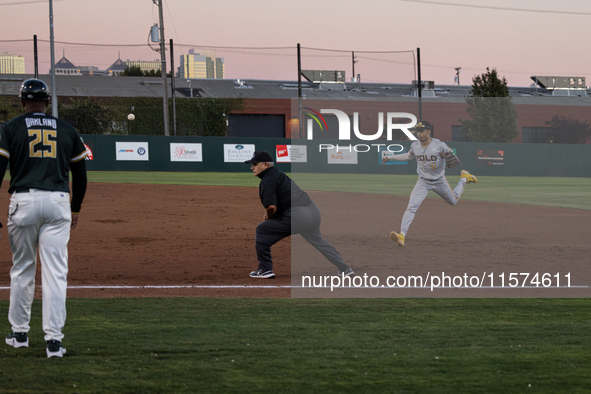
(1, 0), (590, 87)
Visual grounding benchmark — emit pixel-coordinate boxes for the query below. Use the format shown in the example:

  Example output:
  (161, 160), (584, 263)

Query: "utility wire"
(396, 0), (591, 16)
(0, 0), (65, 6)
(0, 40), (417, 55)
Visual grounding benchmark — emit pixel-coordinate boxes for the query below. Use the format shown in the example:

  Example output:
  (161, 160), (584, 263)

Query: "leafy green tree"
(143, 69), (161, 77)
(120, 66), (144, 76)
(58, 98), (113, 134)
(0, 97), (24, 123)
(458, 68), (519, 142)
(120, 66), (162, 77)
(548, 115), (591, 144)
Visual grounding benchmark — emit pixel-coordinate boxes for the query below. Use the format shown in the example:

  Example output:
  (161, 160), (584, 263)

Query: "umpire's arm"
(264, 205), (277, 220)
(70, 159), (87, 230)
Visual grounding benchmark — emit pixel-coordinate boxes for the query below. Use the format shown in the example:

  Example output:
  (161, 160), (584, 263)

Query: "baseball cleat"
(249, 268), (276, 279)
(461, 170), (478, 183)
(46, 340), (66, 358)
(390, 231), (405, 247)
(338, 267), (355, 277)
(5, 332), (29, 348)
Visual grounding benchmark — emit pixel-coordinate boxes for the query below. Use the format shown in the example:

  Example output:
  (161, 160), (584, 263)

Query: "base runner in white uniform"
(0, 79), (88, 358)
(383, 121), (477, 247)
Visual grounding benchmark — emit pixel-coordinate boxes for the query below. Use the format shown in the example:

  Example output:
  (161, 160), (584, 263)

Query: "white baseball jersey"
(407, 138), (452, 180)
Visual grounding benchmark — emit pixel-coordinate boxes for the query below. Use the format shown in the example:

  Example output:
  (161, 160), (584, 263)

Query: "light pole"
(49, 0), (58, 117)
(153, 0), (170, 136)
(187, 79), (193, 98)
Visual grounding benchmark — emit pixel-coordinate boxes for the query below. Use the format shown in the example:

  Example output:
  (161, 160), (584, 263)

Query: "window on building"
(522, 127), (552, 143)
(451, 125), (472, 142)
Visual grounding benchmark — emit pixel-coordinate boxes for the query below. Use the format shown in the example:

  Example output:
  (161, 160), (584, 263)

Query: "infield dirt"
(0, 181), (589, 298)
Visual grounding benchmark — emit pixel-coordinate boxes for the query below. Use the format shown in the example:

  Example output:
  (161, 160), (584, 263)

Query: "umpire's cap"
(19, 79), (50, 101)
(410, 120), (433, 132)
(245, 150), (273, 164)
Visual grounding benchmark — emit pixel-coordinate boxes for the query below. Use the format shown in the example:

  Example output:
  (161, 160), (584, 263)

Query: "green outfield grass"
(1, 298), (589, 393)
(86, 171), (591, 210)
(2, 171), (579, 392)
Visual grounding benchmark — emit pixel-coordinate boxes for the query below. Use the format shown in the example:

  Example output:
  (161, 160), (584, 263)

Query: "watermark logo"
(306, 109), (418, 141)
(304, 107), (329, 132)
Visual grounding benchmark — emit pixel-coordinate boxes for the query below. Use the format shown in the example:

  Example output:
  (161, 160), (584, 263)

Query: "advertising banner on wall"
(477, 149), (505, 166)
(83, 142), (94, 161)
(224, 144), (256, 162)
(170, 143), (203, 162)
(276, 144), (308, 163)
(116, 142), (149, 161)
(326, 146), (358, 164)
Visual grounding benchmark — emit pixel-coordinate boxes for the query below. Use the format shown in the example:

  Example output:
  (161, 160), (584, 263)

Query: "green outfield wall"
(80, 135), (591, 177)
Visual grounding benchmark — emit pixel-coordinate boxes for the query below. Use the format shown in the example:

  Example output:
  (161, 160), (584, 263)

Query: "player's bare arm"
(383, 152), (413, 164)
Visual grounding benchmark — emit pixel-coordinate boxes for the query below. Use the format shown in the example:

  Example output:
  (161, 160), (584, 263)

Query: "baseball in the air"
(127, 113), (135, 121)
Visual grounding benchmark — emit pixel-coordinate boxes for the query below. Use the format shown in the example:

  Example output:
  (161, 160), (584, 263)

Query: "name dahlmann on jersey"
(25, 117), (57, 129)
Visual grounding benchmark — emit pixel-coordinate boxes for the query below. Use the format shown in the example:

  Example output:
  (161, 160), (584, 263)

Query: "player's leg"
(295, 203), (351, 273)
(38, 192), (71, 344)
(399, 180), (430, 236)
(6, 194), (40, 337)
(255, 215), (290, 274)
(435, 177), (466, 206)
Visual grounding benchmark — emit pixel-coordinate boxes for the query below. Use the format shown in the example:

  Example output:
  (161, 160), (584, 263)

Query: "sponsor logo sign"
(477, 149), (504, 166)
(276, 145), (307, 163)
(84, 143), (94, 161)
(327, 146), (358, 164)
(116, 142), (149, 161)
(170, 143), (203, 162)
(224, 144), (255, 162)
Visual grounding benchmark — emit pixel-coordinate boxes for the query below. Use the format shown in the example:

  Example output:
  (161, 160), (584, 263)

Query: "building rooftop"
(54, 56), (78, 70)
(0, 74), (590, 104)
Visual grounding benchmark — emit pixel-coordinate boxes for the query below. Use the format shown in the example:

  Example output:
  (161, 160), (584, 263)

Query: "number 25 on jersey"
(29, 129), (56, 158)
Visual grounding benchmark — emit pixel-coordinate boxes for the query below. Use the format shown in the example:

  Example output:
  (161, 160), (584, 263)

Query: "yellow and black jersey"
(0, 111), (87, 194)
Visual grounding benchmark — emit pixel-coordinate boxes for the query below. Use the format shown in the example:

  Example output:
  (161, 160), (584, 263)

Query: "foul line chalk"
(0, 285), (588, 290)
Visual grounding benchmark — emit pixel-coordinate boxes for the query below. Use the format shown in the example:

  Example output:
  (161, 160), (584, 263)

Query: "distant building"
(178, 49), (225, 79)
(79, 66), (103, 76)
(53, 53), (81, 76)
(125, 60), (161, 74)
(105, 58), (127, 76)
(105, 55), (160, 76)
(0, 53), (26, 74)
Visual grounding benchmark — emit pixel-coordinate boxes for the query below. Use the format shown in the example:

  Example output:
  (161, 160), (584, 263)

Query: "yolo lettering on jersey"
(416, 155), (438, 162)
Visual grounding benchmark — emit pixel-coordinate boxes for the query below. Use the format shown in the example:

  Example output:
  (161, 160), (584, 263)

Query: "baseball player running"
(246, 150), (354, 279)
(0, 79), (88, 358)
(383, 121), (477, 247)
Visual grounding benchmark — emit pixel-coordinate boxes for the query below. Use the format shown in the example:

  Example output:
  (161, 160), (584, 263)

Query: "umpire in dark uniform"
(246, 151), (353, 279)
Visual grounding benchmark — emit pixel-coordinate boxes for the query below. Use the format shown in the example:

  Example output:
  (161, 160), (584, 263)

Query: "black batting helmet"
(19, 79), (50, 101)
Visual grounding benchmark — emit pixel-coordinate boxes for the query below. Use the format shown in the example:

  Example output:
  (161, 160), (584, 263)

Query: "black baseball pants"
(255, 202), (349, 273)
